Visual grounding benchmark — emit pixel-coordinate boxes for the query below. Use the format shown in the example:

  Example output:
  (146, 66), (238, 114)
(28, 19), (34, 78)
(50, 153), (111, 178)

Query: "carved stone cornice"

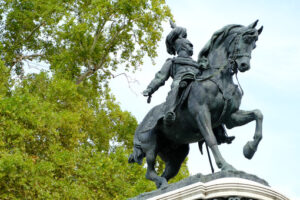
(147, 178), (289, 200)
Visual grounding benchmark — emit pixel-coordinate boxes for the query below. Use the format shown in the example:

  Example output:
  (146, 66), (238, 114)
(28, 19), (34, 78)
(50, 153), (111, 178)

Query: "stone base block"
(130, 171), (289, 200)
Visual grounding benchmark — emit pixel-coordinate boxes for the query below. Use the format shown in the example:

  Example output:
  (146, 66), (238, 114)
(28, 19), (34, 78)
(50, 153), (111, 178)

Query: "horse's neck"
(205, 46), (234, 88)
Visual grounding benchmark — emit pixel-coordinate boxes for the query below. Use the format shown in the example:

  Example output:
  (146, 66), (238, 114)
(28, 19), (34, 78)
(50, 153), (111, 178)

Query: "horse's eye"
(243, 35), (254, 44)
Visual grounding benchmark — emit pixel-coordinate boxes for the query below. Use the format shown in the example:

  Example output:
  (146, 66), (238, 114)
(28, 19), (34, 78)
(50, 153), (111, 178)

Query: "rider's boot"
(214, 125), (235, 144)
(163, 86), (179, 126)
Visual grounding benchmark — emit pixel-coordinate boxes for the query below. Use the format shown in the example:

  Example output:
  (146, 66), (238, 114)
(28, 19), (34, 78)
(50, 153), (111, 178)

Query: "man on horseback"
(142, 20), (234, 144)
(130, 20), (264, 189)
(142, 21), (200, 124)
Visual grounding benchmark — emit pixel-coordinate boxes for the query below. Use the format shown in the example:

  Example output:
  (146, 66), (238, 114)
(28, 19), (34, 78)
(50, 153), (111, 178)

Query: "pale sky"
(109, 0), (300, 199)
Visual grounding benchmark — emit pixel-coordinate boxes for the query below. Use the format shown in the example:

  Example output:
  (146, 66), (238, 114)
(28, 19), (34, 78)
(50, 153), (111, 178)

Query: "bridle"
(228, 34), (251, 75)
(196, 32), (250, 95)
(228, 33), (253, 96)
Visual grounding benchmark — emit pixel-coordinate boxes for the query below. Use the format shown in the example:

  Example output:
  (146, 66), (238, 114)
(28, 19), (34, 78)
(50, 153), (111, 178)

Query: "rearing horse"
(129, 20), (263, 188)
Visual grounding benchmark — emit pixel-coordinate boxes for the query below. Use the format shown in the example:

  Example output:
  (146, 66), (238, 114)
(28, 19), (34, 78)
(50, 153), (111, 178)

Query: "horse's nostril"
(241, 63), (247, 68)
(239, 62), (250, 72)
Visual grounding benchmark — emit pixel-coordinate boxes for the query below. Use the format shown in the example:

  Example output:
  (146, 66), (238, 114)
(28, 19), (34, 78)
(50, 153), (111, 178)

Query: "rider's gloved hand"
(142, 88), (152, 97)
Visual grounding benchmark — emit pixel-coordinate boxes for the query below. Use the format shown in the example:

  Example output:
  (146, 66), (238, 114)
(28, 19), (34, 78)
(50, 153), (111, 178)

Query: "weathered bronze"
(129, 20), (263, 189)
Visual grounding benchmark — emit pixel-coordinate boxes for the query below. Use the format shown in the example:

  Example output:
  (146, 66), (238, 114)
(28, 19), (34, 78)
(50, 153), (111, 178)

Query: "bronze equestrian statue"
(143, 20), (233, 143)
(129, 20), (263, 189)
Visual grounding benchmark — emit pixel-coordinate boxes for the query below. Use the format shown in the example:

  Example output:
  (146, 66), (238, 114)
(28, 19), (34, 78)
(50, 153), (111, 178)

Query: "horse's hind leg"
(225, 109), (263, 159)
(145, 149), (168, 188)
(144, 131), (167, 188)
(160, 144), (189, 181)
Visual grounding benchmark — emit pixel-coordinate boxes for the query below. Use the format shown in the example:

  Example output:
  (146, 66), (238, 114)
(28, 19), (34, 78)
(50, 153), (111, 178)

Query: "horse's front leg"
(225, 109), (263, 159)
(194, 105), (236, 171)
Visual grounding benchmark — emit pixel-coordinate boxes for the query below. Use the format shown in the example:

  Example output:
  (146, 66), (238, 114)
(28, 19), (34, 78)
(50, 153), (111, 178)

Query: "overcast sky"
(109, 0), (300, 199)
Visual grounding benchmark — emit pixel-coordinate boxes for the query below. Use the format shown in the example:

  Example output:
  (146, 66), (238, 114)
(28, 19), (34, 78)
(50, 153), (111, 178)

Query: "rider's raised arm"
(143, 58), (173, 96)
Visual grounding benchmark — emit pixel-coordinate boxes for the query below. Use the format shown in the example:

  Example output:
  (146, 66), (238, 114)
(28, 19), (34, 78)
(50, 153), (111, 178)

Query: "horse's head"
(226, 20), (263, 72)
(198, 20), (263, 73)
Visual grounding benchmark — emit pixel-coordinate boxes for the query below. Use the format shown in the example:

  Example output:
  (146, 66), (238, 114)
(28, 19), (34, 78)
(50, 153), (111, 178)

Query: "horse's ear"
(258, 26), (263, 35)
(248, 19), (259, 28)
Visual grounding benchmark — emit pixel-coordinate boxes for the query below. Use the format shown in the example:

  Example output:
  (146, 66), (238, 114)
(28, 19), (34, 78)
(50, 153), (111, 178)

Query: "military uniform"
(146, 57), (199, 90)
(144, 56), (201, 123)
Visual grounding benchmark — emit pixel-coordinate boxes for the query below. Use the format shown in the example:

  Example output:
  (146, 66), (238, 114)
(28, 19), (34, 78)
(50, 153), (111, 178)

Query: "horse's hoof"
(155, 177), (168, 189)
(243, 141), (257, 159)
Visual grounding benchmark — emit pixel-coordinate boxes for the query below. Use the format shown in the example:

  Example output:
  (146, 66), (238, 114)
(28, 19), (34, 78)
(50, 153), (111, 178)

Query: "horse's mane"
(197, 24), (243, 66)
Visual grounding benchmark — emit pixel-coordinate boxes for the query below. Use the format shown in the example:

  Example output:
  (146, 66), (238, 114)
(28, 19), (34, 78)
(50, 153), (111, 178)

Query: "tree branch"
(76, 68), (95, 85)
(22, 54), (44, 60)
(90, 18), (111, 54)
(76, 19), (128, 85)
(25, 22), (45, 42)
(111, 72), (139, 95)
(11, 54), (44, 66)
(77, 17), (114, 84)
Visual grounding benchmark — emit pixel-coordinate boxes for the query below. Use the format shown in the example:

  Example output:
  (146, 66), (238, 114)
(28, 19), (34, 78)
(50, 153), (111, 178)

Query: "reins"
(195, 32), (247, 96)
(194, 62), (228, 82)
(235, 71), (244, 96)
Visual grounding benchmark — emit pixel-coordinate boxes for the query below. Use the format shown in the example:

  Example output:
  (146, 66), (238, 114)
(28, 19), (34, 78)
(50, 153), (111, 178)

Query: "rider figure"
(142, 21), (235, 145)
(142, 21), (200, 124)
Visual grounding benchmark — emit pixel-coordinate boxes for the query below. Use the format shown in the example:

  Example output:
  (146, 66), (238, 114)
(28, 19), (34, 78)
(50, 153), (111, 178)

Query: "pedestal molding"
(148, 178), (289, 200)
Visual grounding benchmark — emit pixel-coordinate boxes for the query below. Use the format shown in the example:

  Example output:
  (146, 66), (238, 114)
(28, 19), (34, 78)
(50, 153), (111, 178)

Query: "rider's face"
(175, 38), (194, 56)
(183, 40), (193, 56)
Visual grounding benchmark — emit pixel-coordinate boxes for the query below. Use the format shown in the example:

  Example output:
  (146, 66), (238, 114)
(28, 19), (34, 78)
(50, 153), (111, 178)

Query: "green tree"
(0, 0), (189, 199)
(1, 0), (172, 84)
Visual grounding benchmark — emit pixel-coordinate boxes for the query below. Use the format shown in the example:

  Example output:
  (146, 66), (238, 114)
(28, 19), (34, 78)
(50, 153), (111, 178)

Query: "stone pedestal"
(130, 171), (289, 200)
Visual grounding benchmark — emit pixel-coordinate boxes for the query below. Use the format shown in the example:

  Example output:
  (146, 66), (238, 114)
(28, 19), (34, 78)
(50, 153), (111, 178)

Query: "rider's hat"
(166, 20), (187, 55)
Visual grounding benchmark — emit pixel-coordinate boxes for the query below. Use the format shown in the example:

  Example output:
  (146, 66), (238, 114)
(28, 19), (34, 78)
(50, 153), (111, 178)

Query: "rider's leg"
(160, 144), (189, 181)
(225, 109), (263, 159)
(192, 105), (235, 171)
(164, 86), (179, 125)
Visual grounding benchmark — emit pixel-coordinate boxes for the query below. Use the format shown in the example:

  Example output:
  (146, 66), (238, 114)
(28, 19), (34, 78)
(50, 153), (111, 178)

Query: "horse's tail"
(128, 144), (145, 165)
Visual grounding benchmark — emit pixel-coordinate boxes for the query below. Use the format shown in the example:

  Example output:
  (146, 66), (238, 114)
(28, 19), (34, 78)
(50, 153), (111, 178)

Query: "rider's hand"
(143, 88), (152, 97)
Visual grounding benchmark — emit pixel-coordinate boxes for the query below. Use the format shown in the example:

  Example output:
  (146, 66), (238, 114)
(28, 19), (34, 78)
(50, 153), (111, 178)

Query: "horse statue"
(129, 20), (263, 188)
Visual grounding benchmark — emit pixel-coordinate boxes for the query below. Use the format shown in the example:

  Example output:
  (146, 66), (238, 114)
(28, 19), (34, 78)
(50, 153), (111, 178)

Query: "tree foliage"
(1, 0), (172, 83)
(0, 72), (155, 199)
(0, 0), (190, 199)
